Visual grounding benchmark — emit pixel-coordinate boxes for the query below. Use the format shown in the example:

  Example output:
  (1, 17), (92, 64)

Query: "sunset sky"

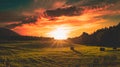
(0, 0), (120, 38)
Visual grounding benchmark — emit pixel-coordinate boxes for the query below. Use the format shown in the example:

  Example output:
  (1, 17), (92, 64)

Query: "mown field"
(0, 40), (120, 67)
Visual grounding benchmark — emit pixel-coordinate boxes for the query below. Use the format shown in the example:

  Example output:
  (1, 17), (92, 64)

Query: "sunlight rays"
(50, 40), (71, 48)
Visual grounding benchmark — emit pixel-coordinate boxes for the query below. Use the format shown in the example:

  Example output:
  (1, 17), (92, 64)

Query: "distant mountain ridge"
(0, 27), (20, 36)
(0, 27), (53, 41)
(71, 23), (120, 47)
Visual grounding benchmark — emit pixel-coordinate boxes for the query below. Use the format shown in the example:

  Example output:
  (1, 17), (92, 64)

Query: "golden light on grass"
(49, 26), (69, 40)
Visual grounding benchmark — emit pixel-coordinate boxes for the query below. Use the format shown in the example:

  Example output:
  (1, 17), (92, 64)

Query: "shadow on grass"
(70, 48), (83, 56)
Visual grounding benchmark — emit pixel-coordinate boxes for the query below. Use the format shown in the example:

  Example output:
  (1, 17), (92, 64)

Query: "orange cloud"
(12, 4), (119, 37)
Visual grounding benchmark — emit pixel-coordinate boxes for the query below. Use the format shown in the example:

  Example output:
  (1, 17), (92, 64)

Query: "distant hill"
(71, 23), (120, 47)
(0, 27), (20, 36)
(0, 27), (53, 41)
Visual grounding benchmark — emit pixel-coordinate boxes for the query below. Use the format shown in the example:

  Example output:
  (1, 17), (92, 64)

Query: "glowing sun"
(49, 26), (69, 40)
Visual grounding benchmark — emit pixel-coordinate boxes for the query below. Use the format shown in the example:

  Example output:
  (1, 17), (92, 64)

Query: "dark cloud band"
(45, 6), (84, 17)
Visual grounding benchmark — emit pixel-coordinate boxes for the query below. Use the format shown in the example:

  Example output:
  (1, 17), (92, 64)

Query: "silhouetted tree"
(72, 22), (120, 47)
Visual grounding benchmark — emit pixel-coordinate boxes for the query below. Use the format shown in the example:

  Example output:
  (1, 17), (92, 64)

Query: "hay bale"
(70, 47), (74, 50)
(100, 47), (105, 51)
(113, 47), (117, 50)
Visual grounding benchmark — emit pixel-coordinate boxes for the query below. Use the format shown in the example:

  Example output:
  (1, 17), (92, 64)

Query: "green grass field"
(0, 41), (120, 67)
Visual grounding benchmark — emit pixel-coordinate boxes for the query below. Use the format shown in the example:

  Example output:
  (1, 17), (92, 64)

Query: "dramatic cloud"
(0, 0), (120, 37)
(45, 6), (84, 17)
(5, 16), (38, 28)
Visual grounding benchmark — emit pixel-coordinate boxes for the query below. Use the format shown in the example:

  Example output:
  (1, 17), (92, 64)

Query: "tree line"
(71, 23), (120, 47)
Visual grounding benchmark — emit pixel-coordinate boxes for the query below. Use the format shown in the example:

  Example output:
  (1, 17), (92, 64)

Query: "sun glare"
(49, 26), (69, 40)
